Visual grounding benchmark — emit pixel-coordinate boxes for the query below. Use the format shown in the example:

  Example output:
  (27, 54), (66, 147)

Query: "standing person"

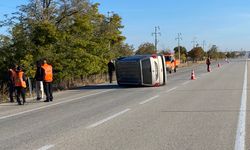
(8, 64), (17, 102)
(41, 58), (53, 102)
(108, 60), (115, 83)
(14, 66), (27, 105)
(206, 57), (211, 72)
(35, 60), (44, 100)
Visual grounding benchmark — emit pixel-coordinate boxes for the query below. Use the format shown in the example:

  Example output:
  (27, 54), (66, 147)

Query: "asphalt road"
(0, 58), (249, 150)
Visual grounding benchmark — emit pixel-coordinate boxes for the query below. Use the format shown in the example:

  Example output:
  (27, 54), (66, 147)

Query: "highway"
(0, 58), (249, 150)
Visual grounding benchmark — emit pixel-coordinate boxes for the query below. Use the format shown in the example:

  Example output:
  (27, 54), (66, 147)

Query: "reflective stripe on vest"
(15, 71), (26, 88)
(42, 64), (53, 82)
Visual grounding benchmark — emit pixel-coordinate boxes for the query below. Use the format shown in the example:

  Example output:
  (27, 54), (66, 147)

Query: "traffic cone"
(191, 70), (196, 80)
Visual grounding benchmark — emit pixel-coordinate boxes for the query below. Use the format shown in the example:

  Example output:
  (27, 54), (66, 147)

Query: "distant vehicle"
(115, 54), (167, 86)
(164, 54), (180, 73)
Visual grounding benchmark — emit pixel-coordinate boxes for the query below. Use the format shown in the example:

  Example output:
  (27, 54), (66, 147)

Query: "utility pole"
(202, 40), (206, 51)
(107, 11), (114, 51)
(152, 26), (161, 53)
(175, 33), (182, 62)
(191, 37), (197, 48)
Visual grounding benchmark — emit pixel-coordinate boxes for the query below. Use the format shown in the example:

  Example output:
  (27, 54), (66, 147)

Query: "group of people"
(8, 59), (53, 105)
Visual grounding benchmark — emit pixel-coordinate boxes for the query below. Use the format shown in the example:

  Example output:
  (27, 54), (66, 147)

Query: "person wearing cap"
(35, 60), (44, 100)
(41, 59), (53, 102)
(14, 66), (27, 105)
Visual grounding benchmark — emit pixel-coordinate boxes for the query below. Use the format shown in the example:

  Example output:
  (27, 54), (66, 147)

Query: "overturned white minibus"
(115, 54), (167, 86)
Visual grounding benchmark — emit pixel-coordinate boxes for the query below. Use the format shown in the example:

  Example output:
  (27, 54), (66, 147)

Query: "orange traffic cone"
(191, 70), (196, 80)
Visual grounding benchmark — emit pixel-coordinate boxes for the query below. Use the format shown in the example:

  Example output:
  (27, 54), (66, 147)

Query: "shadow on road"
(70, 84), (149, 91)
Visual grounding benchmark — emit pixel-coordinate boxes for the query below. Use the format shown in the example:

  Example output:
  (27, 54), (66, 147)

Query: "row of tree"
(133, 42), (241, 62)
(0, 0), (242, 89)
(0, 0), (134, 87)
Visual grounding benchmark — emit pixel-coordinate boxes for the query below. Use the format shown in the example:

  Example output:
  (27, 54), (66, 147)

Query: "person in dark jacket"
(8, 64), (17, 102)
(35, 60), (44, 100)
(206, 57), (211, 72)
(108, 60), (115, 83)
(14, 66), (27, 105)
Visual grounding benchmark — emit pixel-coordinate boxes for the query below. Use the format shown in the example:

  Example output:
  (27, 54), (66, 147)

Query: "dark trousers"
(16, 87), (26, 105)
(109, 71), (113, 83)
(43, 82), (53, 101)
(207, 64), (210, 72)
(8, 83), (15, 102)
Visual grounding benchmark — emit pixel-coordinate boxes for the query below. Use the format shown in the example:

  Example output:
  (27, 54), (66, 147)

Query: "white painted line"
(139, 95), (159, 105)
(37, 144), (54, 150)
(234, 60), (248, 150)
(182, 81), (190, 85)
(0, 90), (113, 120)
(166, 87), (177, 93)
(86, 108), (130, 129)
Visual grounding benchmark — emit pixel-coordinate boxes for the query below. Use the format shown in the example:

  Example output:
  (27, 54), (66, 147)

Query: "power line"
(107, 11), (114, 52)
(202, 40), (206, 51)
(175, 33), (182, 62)
(191, 37), (197, 48)
(152, 26), (161, 52)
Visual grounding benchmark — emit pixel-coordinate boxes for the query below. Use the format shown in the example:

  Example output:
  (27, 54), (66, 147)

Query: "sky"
(1, 0), (250, 51)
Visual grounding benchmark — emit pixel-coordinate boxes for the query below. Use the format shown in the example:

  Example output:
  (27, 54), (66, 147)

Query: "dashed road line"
(0, 90), (113, 120)
(182, 81), (190, 85)
(166, 87), (177, 93)
(234, 60), (248, 150)
(37, 145), (54, 150)
(86, 108), (131, 129)
(139, 95), (159, 105)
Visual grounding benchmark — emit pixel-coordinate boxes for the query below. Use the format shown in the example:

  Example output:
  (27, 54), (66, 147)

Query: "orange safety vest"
(15, 71), (26, 88)
(42, 64), (53, 82)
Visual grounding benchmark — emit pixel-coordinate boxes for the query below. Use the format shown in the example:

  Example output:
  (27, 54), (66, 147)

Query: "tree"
(173, 46), (187, 62)
(188, 47), (205, 62)
(173, 46), (187, 56)
(135, 42), (156, 55)
(0, 0), (130, 90)
(207, 45), (219, 60)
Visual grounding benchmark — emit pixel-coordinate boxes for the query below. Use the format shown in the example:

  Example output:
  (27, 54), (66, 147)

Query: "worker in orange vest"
(8, 64), (17, 102)
(41, 58), (53, 102)
(14, 66), (27, 105)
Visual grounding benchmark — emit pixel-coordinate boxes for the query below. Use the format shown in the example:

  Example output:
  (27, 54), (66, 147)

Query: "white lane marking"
(166, 87), (177, 93)
(139, 95), (159, 105)
(0, 90), (113, 120)
(86, 108), (130, 129)
(182, 81), (190, 85)
(235, 60), (248, 150)
(37, 145), (54, 150)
